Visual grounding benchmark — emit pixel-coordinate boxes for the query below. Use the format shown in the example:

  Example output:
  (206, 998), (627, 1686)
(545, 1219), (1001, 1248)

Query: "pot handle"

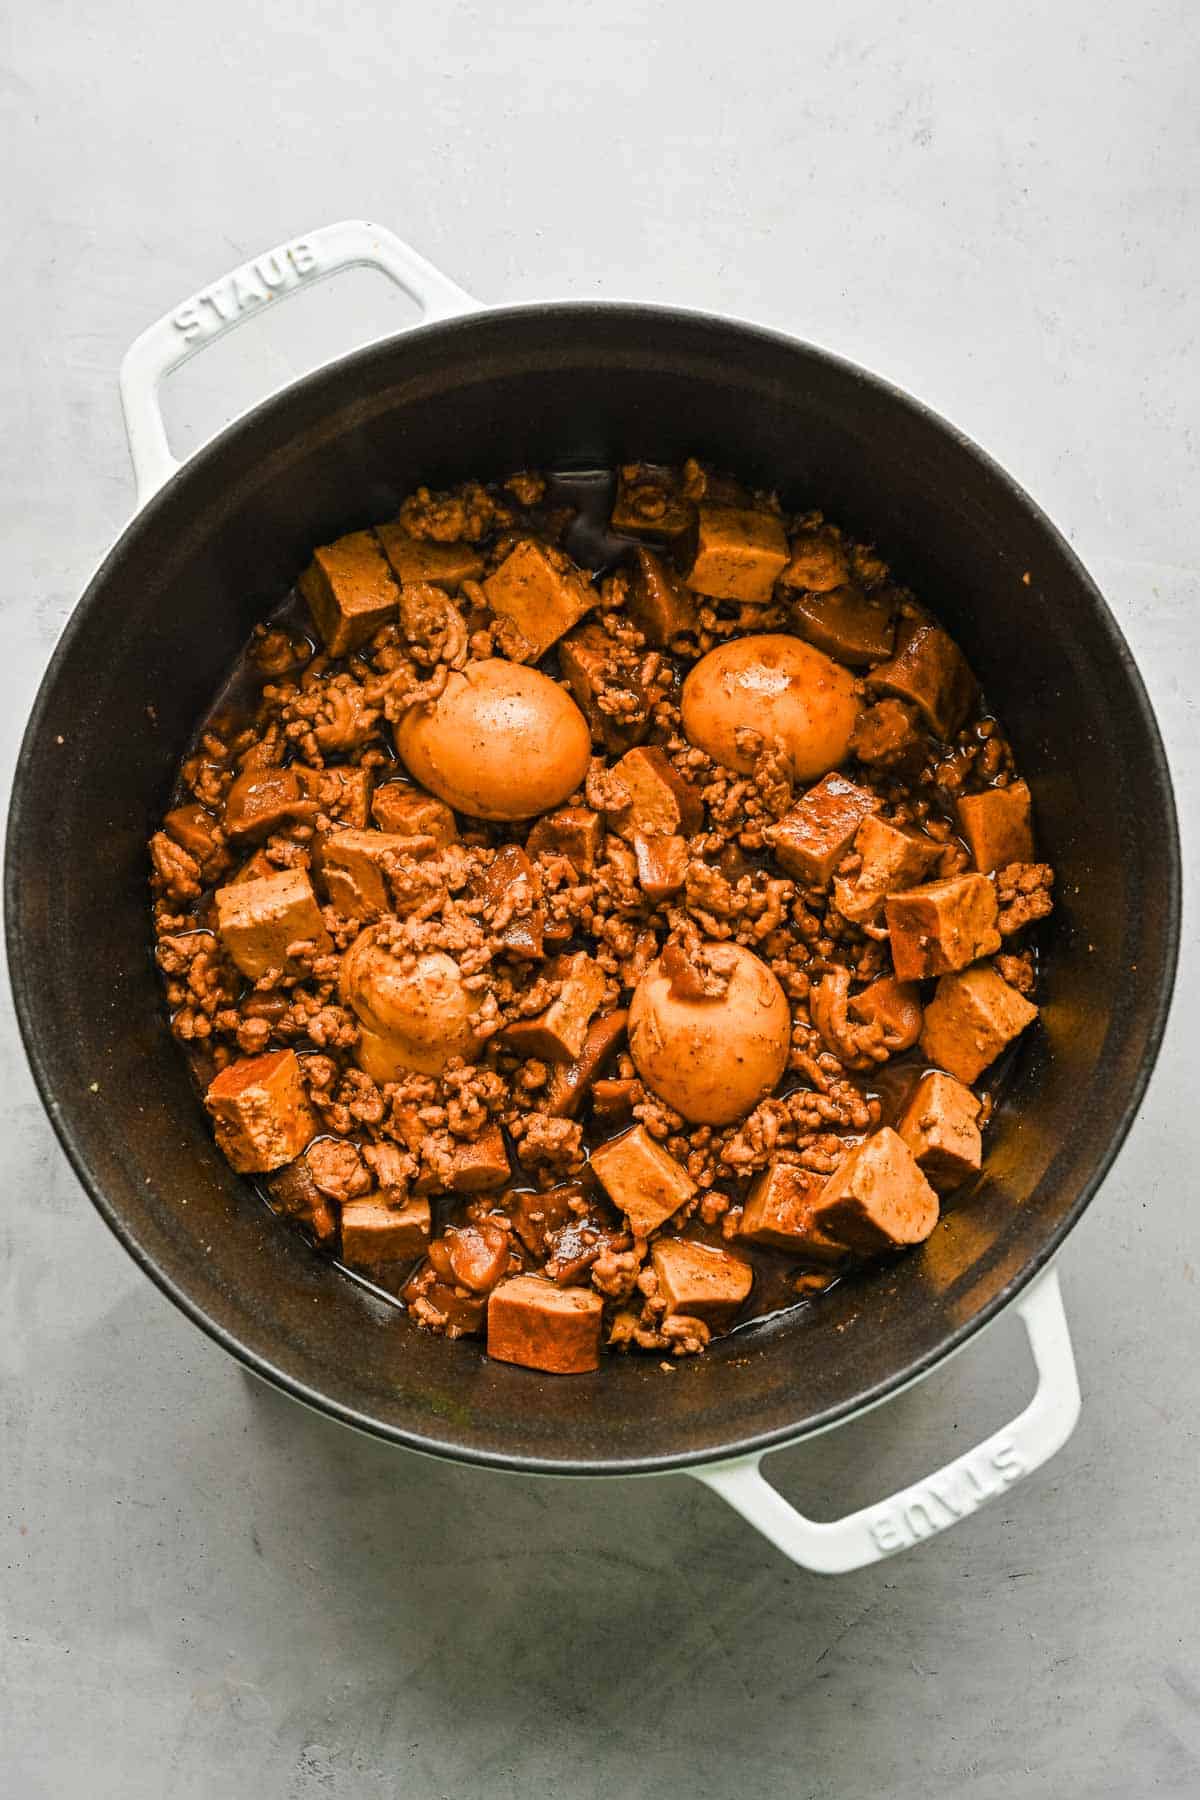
(690, 1265), (1080, 1574)
(118, 219), (482, 508)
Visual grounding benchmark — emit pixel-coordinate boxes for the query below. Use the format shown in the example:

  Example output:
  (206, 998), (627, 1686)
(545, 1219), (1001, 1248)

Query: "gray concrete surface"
(2, 4), (1197, 1796)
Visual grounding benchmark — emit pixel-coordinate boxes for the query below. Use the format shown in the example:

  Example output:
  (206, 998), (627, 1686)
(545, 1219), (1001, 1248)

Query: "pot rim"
(6, 299), (1182, 1475)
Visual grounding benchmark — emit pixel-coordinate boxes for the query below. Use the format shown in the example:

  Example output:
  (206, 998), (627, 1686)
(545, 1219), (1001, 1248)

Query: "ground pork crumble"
(150, 460), (1053, 1375)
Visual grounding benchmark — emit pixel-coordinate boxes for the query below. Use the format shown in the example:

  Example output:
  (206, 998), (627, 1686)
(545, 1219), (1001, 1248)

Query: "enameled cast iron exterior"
(6, 306), (1180, 1474)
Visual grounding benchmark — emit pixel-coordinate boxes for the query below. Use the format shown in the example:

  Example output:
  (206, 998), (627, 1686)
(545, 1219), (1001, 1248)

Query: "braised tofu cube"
(834, 814), (940, 924)
(685, 504), (789, 604)
(633, 833), (688, 901)
(779, 525), (851, 594)
(920, 963), (1038, 1083)
(610, 462), (695, 541)
(867, 618), (977, 740)
(651, 1238), (753, 1327)
(298, 529), (400, 656)
(525, 805), (604, 872)
(487, 1275), (604, 1374)
(956, 780), (1035, 874)
(205, 1049), (317, 1174)
(626, 546), (700, 645)
(589, 1124), (697, 1237)
(370, 781), (458, 846)
(767, 773), (882, 887)
(482, 539), (595, 659)
(847, 974), (923, 1053)
(374, 521), (485, 590)
(738, 1163), (850, 1263)
(500, 953), (607, 1062)
(789, 585), (896, 667)
(885, 873), (1001, 982)
(214, 868), (331, 979)
(812, 1128), (939, 1254)
(340, 1195), (431, 1264)
(559, 621), (647, 754)
(320, 829), (408, 920)
(897, 1071), (982, 1192)
(414, 1125), (512, 1195)
(607, 746), (704, 842)
(295, 764), (373, 829)
(476, 844), (544, 959)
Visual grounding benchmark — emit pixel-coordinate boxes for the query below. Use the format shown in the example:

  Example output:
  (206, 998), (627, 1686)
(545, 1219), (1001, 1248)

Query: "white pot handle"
(691, 1264), (1080, 1574)
(118, 218), (482, 508)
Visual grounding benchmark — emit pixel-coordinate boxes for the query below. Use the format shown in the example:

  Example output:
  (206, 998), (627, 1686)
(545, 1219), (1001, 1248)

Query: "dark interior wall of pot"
(7, 307), (1178, 1472)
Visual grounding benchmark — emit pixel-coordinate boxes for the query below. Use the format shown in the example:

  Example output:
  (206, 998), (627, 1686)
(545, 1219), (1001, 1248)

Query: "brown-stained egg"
(680, 633), (860, 782)
(628, 944), (792, 1125)
(394, 659), (591, 821)
(340, 928), (482, 1079)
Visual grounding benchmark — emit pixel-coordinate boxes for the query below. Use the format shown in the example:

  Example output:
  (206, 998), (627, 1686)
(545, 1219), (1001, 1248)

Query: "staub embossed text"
(867, 1438), (1027, 1554)
(171, 240), (320, 342)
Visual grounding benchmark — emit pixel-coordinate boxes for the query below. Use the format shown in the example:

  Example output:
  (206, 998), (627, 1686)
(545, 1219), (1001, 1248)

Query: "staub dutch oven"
(6, 221), (1180, 1572)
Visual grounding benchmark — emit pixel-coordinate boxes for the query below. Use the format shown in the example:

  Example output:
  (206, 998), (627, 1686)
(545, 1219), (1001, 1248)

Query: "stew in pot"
(149, 460), (1053, 1375)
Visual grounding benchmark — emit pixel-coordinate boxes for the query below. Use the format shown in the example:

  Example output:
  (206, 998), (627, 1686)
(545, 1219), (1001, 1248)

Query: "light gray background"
(2, 4), (1197, 1797)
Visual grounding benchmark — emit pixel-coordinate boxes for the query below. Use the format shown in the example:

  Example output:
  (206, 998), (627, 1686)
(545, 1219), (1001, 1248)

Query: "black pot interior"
(6, 307), (1179, 1473)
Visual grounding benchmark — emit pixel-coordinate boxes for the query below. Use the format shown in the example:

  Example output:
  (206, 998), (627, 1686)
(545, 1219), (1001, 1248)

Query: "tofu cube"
(608, 745), (704, 842)
(846, 974), (923, 1053)
(320, 829), (408, 919)
(867, 619), (977, 740)
(482, 539), (595, 660)
(885, 874), (1001, 982)
(779, 525), (851, 594)
(626, 546), (700, 645)
(651, 1238), (753, 1327)
(370, 781), (458, 846)
(897, 1071), (982, 1192)
(340, 1195), (431, 1264)
(525, 805), (605, 872)
(558, 621), (647, 754)
(476, 844), (544, 959)
(920, 963), (1038, 1083)
(633, 833), (689, 900)
(768, 773), (882, 887)
(789, 584), (896, 667)
(956, 780), (1035, 873)
(205, 1049), (317, 1173)
(374, 521), (485, 590)
(214, 868), (331, 979)
(413, 1125), (511, 1195)
(589, 1124), (696, 1237)
(738, 1163), (851, 1262)
(298, 529), (400, 656)
(812, 1128), (940, 1254)
(222, 766), (310, 842)
(685, 504), (790, 604)
(834, 814), (940, 923)
(487, 1275), (604, 1374)
(500, 953), (608, 1063)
